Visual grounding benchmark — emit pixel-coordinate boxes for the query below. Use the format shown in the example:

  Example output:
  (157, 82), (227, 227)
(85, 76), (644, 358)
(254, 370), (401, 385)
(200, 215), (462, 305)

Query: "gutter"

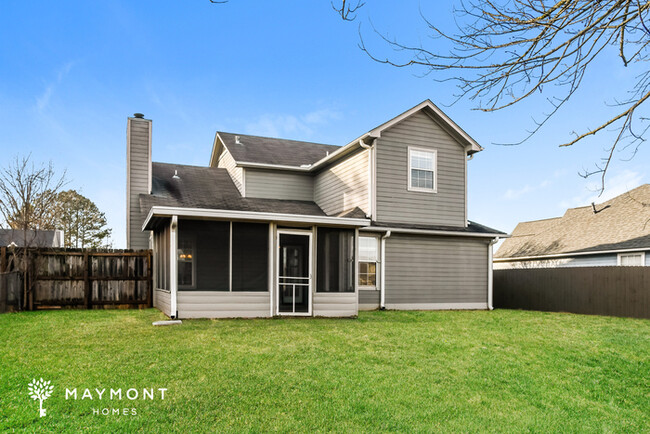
(357, 138), (376, 219)
(487, 237), (499, 310)
(142, 206), (370, 231)
(361, 226), (508, 239)
(380, 230), (391, 310)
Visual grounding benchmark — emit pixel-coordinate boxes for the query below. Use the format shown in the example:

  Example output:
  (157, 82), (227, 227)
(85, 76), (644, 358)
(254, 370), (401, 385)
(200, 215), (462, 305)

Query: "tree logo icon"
(28, 378), (54, 417)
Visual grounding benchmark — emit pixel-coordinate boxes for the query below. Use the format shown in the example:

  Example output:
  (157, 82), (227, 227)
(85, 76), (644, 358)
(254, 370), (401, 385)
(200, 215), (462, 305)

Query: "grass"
(0, 309), (648, 433)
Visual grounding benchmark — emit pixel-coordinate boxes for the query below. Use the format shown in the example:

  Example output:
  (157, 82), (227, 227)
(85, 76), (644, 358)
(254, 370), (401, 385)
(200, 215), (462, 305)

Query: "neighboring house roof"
(0, 229), (63, 247)
(217, 132), (339, 167)
(495, 184), (650, 259)
(209, 100), (483, 170)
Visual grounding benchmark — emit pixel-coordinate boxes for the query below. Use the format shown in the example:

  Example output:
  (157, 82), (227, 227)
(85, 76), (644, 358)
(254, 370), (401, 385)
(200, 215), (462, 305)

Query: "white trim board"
(143, 206), (370, 231)
(360, 226), (504, 239)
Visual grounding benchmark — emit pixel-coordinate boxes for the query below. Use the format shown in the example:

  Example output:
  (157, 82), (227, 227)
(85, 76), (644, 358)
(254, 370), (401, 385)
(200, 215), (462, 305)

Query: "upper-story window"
(408, 147), (437, 193)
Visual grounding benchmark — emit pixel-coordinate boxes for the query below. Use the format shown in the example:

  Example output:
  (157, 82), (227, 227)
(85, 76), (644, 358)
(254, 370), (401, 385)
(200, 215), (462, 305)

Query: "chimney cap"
(133, 113), (145, 119)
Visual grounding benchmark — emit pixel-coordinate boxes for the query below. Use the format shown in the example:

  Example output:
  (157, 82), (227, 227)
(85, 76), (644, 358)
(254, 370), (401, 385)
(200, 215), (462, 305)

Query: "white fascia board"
(494, 246), (650, 262)
(369, 100), (483, 154)
(236, 161), (312, 172)
(142, 206), (370, 230)
(360, 226), (505, 239)
(208, 132), (225, 167)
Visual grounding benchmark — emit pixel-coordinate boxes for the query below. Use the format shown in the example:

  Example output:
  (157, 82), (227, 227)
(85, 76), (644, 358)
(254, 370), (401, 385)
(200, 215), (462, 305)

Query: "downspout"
(359, 138), (376, 219)
(380, 230), (391, 310)
(170, 215), (178, 319)
(487, 237), (499, 311)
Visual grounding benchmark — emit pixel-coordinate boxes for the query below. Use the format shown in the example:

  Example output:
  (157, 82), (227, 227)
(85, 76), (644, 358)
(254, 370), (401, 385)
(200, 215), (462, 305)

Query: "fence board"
(0, 248), (152, 311)
(494, 267), (650, 319)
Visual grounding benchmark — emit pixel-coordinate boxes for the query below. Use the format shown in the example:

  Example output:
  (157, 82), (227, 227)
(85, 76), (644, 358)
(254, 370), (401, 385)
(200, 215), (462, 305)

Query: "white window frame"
(407, 146), (437, 193)
(617, 252), (646, 266)
(358, 235), (380, 290)
(177, 234), (197, 289)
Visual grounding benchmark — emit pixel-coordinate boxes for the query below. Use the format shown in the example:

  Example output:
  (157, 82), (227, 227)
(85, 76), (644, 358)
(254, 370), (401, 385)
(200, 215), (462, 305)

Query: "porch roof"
(140, 162), (370, 230)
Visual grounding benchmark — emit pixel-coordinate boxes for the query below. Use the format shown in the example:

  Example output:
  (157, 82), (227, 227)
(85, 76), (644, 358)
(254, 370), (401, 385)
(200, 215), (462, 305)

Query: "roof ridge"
(217, 131), (340, 148)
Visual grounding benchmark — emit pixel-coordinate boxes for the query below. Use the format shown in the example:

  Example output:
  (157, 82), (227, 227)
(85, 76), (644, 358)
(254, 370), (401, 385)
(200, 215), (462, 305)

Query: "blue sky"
(1, 1), (647, 247)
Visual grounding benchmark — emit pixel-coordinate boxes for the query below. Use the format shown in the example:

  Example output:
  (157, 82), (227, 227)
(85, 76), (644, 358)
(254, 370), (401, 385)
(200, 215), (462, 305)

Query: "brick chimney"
(126, 113), (152, 250)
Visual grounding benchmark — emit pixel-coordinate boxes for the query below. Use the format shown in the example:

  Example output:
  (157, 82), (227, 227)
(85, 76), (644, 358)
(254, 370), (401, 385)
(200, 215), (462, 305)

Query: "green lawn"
(0, 309), (648, 433)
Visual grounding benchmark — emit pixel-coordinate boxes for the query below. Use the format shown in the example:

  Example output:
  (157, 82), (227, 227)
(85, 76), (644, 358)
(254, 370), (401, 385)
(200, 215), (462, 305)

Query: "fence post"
(0, 246), (6, 273)
(147, 250), (153, 308)
(84, 252), (91, 309)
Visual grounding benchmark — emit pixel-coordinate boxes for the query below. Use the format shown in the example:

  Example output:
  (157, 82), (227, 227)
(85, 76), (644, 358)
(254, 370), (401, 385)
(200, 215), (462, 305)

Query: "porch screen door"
(278, 232), (311, 315)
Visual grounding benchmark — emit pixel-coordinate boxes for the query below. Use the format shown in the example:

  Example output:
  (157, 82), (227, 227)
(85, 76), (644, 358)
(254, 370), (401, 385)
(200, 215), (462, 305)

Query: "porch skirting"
(384, 302), (488, 310)
(177, 291), (270, 319)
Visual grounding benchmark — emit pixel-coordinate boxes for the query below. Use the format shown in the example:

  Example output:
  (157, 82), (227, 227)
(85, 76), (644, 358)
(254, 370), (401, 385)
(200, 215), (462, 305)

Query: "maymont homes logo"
(28, 378), (54, 417)
(27, 378), (167, 417)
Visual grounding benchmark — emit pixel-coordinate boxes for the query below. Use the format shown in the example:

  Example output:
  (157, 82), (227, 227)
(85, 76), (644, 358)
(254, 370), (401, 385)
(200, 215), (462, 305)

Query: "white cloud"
(558, 169), (645, 209)
(503, 179), (552, 200)
(244, 108), (341, 139)
(35, 61), (75, 113)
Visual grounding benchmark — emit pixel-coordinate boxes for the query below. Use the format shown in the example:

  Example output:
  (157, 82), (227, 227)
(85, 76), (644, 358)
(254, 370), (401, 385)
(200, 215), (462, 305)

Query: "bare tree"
(332, 0), (365, 21)
(355, 1), (650, 193)
(0, 155), (66, 308)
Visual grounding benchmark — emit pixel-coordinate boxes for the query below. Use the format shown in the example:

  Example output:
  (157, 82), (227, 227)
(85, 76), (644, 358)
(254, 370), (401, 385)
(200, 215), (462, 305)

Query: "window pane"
(317, 228), (355, 292)
(359, 261), (377, 287)
(411, 169), (434, 190)
(232, 222), (269, 291)
(179, 220), (229, 291)
(177, 238), (194, 287)
(620, 254), (643, 266)
(411, 150), (433, 170)
(359, 236), (378, 261)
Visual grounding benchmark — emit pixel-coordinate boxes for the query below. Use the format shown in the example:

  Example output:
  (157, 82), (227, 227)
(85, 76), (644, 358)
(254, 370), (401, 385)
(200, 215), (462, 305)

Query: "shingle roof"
(218, 132), (340, 167)
(495, 184), (650, 258)
(0, 229), (63, 247)
(140, 162), (328, 218)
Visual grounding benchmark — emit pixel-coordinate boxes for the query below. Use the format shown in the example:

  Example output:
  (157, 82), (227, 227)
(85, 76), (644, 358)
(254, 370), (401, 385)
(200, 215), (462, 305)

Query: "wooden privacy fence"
(0, 272), (22, 313)
(0, 247), (152, 310)
(494, 267), (650, 319)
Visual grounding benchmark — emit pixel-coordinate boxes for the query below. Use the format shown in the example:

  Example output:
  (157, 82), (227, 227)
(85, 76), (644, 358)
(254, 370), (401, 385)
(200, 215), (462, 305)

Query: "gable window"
(358, 236), (379, 289)
(408, 147), (437, 192)
(617, 252), (645, 266)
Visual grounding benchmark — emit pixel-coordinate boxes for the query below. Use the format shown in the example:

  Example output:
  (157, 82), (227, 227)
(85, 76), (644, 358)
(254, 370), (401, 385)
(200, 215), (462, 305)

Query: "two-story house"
(126, 100), (506, 319)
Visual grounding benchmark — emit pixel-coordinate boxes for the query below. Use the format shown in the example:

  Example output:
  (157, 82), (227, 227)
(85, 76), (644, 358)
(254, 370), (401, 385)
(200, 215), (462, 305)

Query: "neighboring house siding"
(154, 290), (172, 317)
(358, 290), (379, 310)
(495, 252), (650, 269)
(313, 292), (357, 317)
(177, 292), (270, 319)
(127, 117), (151, 250)
(314, 149), (369, 216)
(217, 147), (244, 195)
(245, 169), (314, 201)
(375, 111), (466, 227)
(385, 234), (488, 308)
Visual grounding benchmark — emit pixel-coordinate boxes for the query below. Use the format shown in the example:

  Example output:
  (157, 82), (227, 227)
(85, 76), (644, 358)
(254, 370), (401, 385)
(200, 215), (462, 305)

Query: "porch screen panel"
(178, 220), (229, 291)
(232, 222), (269, 292)
(317, 228), (355, 293)
(155, 225), (170, 291)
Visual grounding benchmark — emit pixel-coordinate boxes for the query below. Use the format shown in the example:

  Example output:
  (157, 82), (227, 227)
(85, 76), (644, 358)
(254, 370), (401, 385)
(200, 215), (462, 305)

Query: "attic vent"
(172, 170), (180, 180)
(326, 151), (329, 156)
(235, 136), (242, 145)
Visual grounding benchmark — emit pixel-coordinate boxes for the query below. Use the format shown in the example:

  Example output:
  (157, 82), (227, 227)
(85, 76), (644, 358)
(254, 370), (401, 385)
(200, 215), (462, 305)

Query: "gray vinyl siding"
(314, 149), (369, 215)
(154, 290), (172, 317)
(358, 290), (380, 310)
(177, 292), (270, 318)
(126, 117), (151, 250)
(217, 147), (244, 194)
(375, 111), (466, 227)
(385, 234), (488, 307)
(313, 292), (357, 317)
(245, 169), (314, 201)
